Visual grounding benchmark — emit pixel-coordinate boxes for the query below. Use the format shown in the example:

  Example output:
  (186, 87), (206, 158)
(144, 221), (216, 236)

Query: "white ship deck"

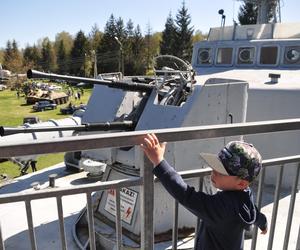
(0, 163), (86, 250)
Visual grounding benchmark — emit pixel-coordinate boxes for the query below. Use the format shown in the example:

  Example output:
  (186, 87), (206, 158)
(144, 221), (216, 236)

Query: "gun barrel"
(0, 121), (134, 136)
(27, 69), (154, 92)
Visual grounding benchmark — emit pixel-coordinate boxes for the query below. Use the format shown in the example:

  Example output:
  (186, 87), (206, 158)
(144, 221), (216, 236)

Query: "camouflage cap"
(200, 141), (262, 182)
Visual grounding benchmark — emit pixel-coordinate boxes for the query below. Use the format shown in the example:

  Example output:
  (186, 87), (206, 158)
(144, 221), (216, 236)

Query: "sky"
(1, 0), (299, 49)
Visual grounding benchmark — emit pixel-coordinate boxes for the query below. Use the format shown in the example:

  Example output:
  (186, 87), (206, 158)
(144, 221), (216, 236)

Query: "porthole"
(237, 47), (255, 65)
(285, 48), (300, 63)
(197, 48), (211, 64)
(239, 49), (251, 62)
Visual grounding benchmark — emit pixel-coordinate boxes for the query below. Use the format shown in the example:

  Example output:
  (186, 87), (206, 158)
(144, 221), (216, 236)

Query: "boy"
(141, 133), (267, 250)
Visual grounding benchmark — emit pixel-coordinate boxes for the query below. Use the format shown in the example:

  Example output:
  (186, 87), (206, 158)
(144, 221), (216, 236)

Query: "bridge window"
(260, 46), (278, 65)
(197, 48), (212, 65)
(284, 46), (300, 64)
(216, 48), (233, 65)
(237, 47), (255, 65)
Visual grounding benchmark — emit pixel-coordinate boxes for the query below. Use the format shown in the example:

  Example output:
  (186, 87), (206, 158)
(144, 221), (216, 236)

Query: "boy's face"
(211, 170), (249, 191)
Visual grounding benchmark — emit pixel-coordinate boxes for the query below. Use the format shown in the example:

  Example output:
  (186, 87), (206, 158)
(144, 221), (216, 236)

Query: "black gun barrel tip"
(0, 126), (4, 137)
(27, 69), (33, 79)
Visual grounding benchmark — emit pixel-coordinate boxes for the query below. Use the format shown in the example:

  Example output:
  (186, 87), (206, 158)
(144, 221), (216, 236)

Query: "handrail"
(1, 154), (299, 204)
(0, 118), (300, 158)
(0, 177), (142, 204)
(0, 154), (299, 204)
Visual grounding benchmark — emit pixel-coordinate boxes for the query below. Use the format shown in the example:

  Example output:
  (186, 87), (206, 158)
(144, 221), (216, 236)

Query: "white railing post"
(139, 148), (154, 250)
(283, 163), (300, 250)
(267, 165), (284, 250)
(296, 224), (300, 250)
(25, 200), (37, 250)
(115, 188), (123, 250)
(0, 221), (4, 250)
(172, 200), (179, 250)
(86, 192), (96, 250)
(56, 196), (67, 250)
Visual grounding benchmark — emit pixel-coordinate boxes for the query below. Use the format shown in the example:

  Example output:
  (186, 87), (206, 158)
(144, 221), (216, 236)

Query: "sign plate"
(104, 187), (138, 224)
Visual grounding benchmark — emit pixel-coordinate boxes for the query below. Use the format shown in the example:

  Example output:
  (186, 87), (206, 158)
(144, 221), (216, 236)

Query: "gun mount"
(66, 56), (249, 249)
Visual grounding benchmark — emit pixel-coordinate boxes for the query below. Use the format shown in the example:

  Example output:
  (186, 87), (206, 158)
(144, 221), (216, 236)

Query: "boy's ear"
(237, 179), (249, 190)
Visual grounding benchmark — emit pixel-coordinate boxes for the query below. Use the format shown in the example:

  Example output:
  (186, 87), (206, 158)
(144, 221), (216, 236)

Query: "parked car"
(47, 85), (62, 91)
(23, 116), (40, 124)
(32, 101), (57, 112)
(60, 103), (86, 115)
(0, 84), (7, 91)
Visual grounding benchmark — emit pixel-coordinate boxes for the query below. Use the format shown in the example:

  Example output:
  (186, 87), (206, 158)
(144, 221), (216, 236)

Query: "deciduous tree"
(4, 40), (23, 73)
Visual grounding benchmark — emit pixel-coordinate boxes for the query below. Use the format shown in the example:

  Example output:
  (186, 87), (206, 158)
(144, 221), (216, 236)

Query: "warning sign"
(104, 187), (138, 224)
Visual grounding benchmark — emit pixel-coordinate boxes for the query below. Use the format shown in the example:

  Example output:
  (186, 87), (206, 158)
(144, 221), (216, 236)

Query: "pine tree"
(238, 2), (258, 25)
(57, 40), (68, 74)
(97, 14), (119, 73)
(238, 0), (277, 25)
(124, 19), (135, 75)
(126, 19), (134, 37)
(3, 41), (13, 69)
(115, 17), (127, 75)
(174, 1), (194, 61)
(89, 24), (103, 51)
(70, 31), (90, 76)
(115, 17), (126, 41)
(41, 38), (56, 72)
(132, 25), (146, 75)
(145, 23), (152, 71)
(88, 24), (102, 77)
(23, 45), (41, 70)
(160, 12), (177, 55)
(132, 25), (144, 57)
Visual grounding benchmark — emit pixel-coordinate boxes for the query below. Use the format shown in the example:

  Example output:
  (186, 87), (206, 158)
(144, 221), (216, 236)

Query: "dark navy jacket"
(153, 160), (267, 250)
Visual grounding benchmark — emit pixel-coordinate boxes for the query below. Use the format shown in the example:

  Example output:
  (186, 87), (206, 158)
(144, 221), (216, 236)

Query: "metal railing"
(0, 118), (300, 250)
(168, 156), (300, 250)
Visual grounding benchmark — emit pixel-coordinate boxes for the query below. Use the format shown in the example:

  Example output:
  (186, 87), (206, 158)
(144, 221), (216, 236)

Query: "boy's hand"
(260, 227), (267, 235)
(140, 133), (166, 166)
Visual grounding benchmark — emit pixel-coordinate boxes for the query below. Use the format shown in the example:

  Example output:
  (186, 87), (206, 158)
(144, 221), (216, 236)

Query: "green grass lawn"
(0, 87), (92, 178)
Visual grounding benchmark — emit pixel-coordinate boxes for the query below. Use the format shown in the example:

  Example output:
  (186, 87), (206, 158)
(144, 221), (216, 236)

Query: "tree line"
(1, 3), (207, 77)
(0, 1), (274, 77)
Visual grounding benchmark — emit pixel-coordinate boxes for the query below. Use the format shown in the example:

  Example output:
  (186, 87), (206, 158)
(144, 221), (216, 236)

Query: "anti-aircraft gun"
(0, 55), (249, 249)
(1, 56), (195, 174)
